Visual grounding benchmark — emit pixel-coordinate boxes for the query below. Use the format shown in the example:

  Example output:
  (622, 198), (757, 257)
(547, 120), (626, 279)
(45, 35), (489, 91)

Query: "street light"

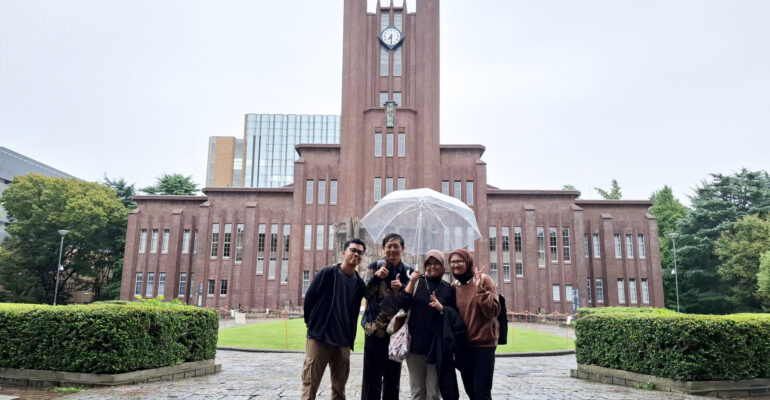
(53, 229), (69, 306)
(668, 232), (680, 313)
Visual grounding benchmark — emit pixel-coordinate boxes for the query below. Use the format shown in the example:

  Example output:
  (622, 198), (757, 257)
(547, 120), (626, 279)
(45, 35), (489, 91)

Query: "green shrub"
(0, 302), (218, 374)
(575, 307), (770, 381)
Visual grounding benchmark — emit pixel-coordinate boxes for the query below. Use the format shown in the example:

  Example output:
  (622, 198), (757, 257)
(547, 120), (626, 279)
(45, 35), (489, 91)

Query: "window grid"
(146, 272), (154, 297)
(318, 180), (326, 204)
(584, 233), (589, 258)
(161, 229), (170, 254)
(135, 273), (143, 296)
(375, 133), (382, 157)
(562, 227), (571, 262)
(593, 233), (601, 259)
(641, 278), (650, 303)
(386, 177), (393, 195)
(629, 278), (638, 303)
(220, 280), (228, 296)
(466, 181), (474, 205)
(453, 181), (461, 201)
(596, 278), (604, 302)
(316, 224), (324, 250)
(208, 279), (215, 295)
(503, 263), (511, 282)
(490, 263), (498, 285)
(302, 271), (310, 297)
(150, 229), (158, 253)
(374, 177), (382, 201)
(537, 227), (546, 267)
(514, 227), (523, 277)
(617, 279), (626, 303)
(398, 133), (405, 156)
(614, 234), (622, 259)
(489, 227), (497, 252)
(181, 229), (190, 254)
(397, 177), (405, 191)
(386, 133), (394, 156)
(139, 229), (147, 253)
(330, 180), (338, 204)
(441, 180), (449, 196)
(304, 224), (312, 250)
(552, 284), (561, 302)
(566, 285), (574, 302)
(638, 234), (646, 259)
(178, 273), (186, 297)
(222, 224), (232, 258)
(269, 224), (278, 279)
(306, 180), (314, 204)
(158, 273), (166, 296)
(193, 230), (198, 254)
(210, 224), (219, 258)
(549, 227), (558, 262)
(235, 224), (244, 262)
(626, 234), (634, 259)
(586, 278), (592, 302)
(257, 224), (266, 273)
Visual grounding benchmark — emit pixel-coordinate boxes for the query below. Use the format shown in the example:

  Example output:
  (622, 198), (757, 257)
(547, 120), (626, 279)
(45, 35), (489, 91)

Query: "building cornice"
(201, 187), (294, 194)
(487, 189), (580, 197)
(575, 199), (653, 207)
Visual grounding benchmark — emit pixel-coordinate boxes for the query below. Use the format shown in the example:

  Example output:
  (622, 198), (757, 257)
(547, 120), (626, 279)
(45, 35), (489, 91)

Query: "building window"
(302, 271), (310, 297)
(318, 180), (326, 204)
(593, 233), (601, 259)
(304, 224), (312, 250)
(549, 227), (558, 263)
(178, 273), (186, 297)
(328, 224), (334, 252)
(150, 229), (159, 253)
(441, 180), (449, 196)
(584, 233), (590, 258)
(258, 224), (266, 273)
(385, 177), (393, 195)
(537, 226), (546, 267)
(641, 278), (650, 303)
(626, 234), (634, 259)
(638, 234), (646, 259)
(210, 224), (219, 258)
(379, 91), (389, 106)
(514, 227), (523, 277)
(393, 91), (402, 106)
(146, 272), (155, 297)
(135, 273), (143, 296)
(181, 229), (190, 254)
(161, 229), (170, 254)
(306, 180), (314, 204)
(614, 234), (622, 259)
(566, 285), (574, 302)
(189, 273), (195, 298)
(453, 180), (461, 200)
(398, 133), (405, 157)
(223, 224), (232, 258)
(375, 133), (382, 157)
(562, 227), (571, 262)
(466, 181), (473, 205)
(596, 278), (604, 302)
(330, 180), (338, 204)
(393, 47), (402, 76)
(503, 263), (511, 283)
(235, 224), (244, 262)
(586, 278), (592, 302)
(208, 279), (215, 295)
(380, 47), (389, 76)
(220, 280), (228, 296)
(374, 177), (382, 201)
(489, 227), (497, 252)
(139, 229), (147, 253)
(490, 263), (498, 285)
(386, 133), (394, 156)
(552, 284), (561, 302)
(270, 224), (278, 279)
(316, 224), (324, 250)
(158, 272), (166, 296)
(617, 278), (626, 303)
(501, 226), (510, 252)
(629, 278), (638, 304)
(283, 224), (291, 256)
(397, 177), (405, 191)
(193, 229), (198, 254)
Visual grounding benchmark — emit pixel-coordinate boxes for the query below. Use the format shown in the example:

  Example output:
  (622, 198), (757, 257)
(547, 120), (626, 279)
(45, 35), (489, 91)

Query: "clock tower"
(338, 0), (441, 217)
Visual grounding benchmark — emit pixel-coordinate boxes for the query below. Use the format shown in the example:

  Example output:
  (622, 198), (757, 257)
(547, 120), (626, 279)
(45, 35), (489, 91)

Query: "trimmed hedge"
(0, 302), (218, 374)
(575, 307), (770, 381)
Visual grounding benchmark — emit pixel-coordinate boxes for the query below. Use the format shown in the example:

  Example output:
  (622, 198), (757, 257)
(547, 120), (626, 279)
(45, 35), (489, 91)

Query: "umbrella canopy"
(360, 188), (482, 258)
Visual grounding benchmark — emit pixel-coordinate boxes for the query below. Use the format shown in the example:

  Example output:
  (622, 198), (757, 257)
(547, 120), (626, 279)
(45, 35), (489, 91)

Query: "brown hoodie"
(455, 273), (500, 347)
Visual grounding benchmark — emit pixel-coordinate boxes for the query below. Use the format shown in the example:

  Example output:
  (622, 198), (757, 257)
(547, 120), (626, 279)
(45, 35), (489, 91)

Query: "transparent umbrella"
(360, 188), (481, 261)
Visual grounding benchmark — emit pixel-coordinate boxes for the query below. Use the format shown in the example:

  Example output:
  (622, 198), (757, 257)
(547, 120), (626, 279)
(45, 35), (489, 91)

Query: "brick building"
(121, 0), (664, 313)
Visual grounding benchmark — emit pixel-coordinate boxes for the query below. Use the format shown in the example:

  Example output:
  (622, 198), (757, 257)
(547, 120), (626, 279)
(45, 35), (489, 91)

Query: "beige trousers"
(406, 353), (440, 400)
(302, 337), (351, 400)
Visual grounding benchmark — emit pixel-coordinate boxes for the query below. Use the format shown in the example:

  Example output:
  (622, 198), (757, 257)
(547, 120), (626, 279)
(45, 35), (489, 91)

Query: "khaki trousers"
(406, 353), (440, 400)
(302, 337), (351, 400)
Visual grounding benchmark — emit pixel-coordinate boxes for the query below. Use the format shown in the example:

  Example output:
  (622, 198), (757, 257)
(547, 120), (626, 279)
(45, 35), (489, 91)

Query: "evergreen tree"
(102, 175), (137, 209)
(714, 215), (770, 311)
(595, 179), (622, 199)
(648, 185), (689, 310)
(140, 173), (199, 195)
(757, 251), (770, 311)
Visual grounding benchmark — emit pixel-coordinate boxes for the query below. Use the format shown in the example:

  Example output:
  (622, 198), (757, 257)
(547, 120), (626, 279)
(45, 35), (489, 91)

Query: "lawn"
(218, 318), (575, 353)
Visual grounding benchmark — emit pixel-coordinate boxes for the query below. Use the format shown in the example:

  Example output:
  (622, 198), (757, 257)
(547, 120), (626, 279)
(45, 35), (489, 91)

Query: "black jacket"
(304, 264), (365, 350)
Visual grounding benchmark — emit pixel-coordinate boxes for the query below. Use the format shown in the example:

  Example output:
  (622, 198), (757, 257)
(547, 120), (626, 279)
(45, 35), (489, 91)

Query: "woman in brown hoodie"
(448, 248), (500, 400)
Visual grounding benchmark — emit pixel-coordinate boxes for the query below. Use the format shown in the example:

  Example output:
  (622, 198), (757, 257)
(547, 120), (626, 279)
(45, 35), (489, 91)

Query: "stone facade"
(120, 0), (664, 313)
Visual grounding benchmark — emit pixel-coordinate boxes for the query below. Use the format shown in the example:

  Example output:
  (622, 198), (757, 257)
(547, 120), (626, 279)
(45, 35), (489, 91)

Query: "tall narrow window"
(220, 280), (228, 295)
(178, 273), (186, 297)
(441, 180), (449, 195)
(306, 180), (314, 204)
(629, 278), (638, 304)
(374, 133), (382, 157)
(316, 224), (324, 250)
(208, 279), (215, 295)
(584, 233), (590, 258)
(566, 285), (574, 302)
(617, 278), (626, 303)
(181, 229), (190, 254)
(210, 224), (219, 258)
(393, 47), (402, 76)
(269, 224), (278, 279)
(222, 224), (232, 258)
(158, 273), (166, 296)
(385, 177), (393, 195)
(397, 177), (405, 191)
(638, 234), (646, 259)
(626, 234), (634, 259)
(139, 229), (147, 253)
(386, 133), (394, 156)
(135, 273), (143, 296)
(235, 224), (244, 262)
(593, 233), (601, 259)
(380, 47), (389, 76)
(641, 278), (650, 303)
(328, 224), (334, 251)
(379, 91), (389, 106)
(490, 262), (498, 285)
(283, 225), (291, 256)
(614, 234), (622, 259)
(146, 272), (155, 297)
(501, 227), (510, 252)
(562, 227), (571, 262)
(489, 227), (497, 252)
(374, 177), (382, 201)
(161, 229), (170, 254)
(330, 180), (338, 204)
(549, 227), (558, 262)
(552, 284), (561, 301)
(304, 224), (312, 250)
(596, 278), (604, 302)
(193, 230), (198, 254)
(257, 224), (266, 273)
(586, 278), (592, 302)
(150, 229), (159, 253)
(302, 271), (310, 297)
(318, 180), (326, 204)
(503, 263), (511, 282)
(398, 133), (405, 156)
(514, 227), (523, 277)
(453, 181), (462, 200)
(189, 273), (195, 298)
(537, 227), (546, 267)
(466, 181), (474, 205)
(393, 92), (402, 106)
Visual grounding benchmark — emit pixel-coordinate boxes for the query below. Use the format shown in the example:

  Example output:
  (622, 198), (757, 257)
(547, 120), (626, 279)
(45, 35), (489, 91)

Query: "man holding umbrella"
(361, 233), (413, 400)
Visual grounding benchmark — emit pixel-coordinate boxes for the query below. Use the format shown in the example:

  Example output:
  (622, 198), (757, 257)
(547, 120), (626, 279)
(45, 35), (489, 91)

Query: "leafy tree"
(648, 185), (689, 310)
(714, 215), (770, 310)
(140, 173), (199, 195)
(595, 179), (622, 199)
(102, 175), (137, 209)
(0, 174), (127, 303)
(757, 251), (770, 311)
(675, 168), (770, 314)
(562, 184), (578, 191)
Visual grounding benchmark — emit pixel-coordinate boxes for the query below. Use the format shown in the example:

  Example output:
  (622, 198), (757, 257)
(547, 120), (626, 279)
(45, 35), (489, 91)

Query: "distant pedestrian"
(302, 238), (367, 400)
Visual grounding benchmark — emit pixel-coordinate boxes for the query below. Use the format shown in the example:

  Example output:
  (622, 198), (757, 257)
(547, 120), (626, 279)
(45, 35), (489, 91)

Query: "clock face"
(379, 26), (403, 50)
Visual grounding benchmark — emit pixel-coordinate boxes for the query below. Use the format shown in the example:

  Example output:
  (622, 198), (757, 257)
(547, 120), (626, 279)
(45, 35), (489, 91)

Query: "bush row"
(575, 307), (770, 381)
(0, 302), (218, 374)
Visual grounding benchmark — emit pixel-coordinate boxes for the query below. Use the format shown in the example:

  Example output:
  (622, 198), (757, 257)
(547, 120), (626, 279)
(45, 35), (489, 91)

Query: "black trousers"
(456, 345), (496, 400)
(361, 335), (402, 400)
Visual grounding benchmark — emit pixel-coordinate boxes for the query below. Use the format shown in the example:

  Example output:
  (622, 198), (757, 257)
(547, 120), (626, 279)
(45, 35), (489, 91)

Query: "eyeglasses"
(347, 248), (364, 255)
(449, 260), (465, 265)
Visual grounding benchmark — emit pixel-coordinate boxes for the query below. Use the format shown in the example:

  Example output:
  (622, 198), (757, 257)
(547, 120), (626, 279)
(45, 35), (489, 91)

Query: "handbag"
(388, 311), (411, 362)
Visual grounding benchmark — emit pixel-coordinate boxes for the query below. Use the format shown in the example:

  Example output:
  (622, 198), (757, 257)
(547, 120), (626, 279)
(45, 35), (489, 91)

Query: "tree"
(0, 174), (127, 303)
(648, 185), (689, 310)
(562, 184), (578, 191)
(757, 251), (770, 311)
(140, 173), (199, 195)
(714, 215), (770, 311)
(102, 175), (137, 209)
(595, 179), (622, 199)
(674, 168), (770, 314)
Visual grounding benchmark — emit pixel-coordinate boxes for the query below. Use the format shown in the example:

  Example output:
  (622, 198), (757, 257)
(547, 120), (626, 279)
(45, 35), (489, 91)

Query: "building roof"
(0, 147), (76, 181)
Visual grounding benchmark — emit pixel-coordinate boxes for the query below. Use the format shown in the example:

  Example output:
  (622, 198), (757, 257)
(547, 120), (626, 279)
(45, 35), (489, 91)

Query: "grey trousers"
(406, 353), (440, 400)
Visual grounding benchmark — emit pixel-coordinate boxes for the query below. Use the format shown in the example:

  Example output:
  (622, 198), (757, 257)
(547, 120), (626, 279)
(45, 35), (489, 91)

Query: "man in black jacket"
(302, 238), (366, 400)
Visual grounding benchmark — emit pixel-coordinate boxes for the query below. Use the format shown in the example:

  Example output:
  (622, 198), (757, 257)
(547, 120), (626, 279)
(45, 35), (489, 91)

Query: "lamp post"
(53, 229), (69, 306)
(668, 232), (680, 312)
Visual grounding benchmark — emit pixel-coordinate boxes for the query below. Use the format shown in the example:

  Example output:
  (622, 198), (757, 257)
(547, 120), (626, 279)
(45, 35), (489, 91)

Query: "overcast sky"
(1, 0), (768, 205)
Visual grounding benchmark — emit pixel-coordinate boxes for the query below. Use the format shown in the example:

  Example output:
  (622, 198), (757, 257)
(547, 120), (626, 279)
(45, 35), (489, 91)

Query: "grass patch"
(218, 318), (575, 352)
(54, 387), (86, 393)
